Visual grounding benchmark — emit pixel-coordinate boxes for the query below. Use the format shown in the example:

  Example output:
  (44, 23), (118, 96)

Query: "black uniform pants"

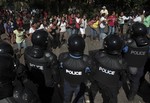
(27, 70), (54, 103)
(129, 67), (144, 93)
(38, 85), (54, 103)
(91, 81), (119, 103)
(140, 59), (150, 84)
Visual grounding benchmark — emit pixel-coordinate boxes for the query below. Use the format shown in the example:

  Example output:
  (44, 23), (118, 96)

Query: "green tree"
(120, 0), (148, 11)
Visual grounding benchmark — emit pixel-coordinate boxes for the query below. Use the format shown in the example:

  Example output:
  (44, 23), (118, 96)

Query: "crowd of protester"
(0, 5), (150, 55)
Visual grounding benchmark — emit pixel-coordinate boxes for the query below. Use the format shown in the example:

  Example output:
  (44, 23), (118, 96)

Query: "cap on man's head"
(102, 6), (106, 9)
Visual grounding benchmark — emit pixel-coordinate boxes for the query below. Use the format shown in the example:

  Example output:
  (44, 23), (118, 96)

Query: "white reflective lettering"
(130, 50), (146, 55)
(29, 63), (44, 70)
(99, 67), (115, 75)
(66, 69), (82, 75)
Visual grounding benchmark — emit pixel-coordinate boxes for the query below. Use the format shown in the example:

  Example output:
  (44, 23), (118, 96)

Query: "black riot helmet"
(131, 22), (147, 38)
(30, 47), (44, 58)
(31, 29), (49, 49)
(0, 41), (14, 56)
(103, 35), (124, 55)
(68, 35), (85, 56)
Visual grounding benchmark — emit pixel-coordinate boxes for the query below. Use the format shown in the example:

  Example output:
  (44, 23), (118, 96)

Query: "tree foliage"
(122, 0), (148, 10)
(0, 0), (149, 14)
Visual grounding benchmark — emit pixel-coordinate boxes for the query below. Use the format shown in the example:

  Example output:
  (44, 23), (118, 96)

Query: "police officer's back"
(24, 29), (59, 103)
(0, 41), (15, 100)
(58, 35), (93, 103)
(0, 41), (39, 103)
(90, 35), (127, 103)
(122, 22), (149, 101)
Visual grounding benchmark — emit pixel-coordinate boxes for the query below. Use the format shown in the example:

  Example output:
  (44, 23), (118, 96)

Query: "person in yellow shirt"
(89, 15), (100, 40)
(13, 26), (26, 55)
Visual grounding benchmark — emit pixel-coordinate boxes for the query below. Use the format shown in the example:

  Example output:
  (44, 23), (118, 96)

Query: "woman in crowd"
(107, 11), (117, 35)
(58, 16), (68, 45)
(99, 13), (107, 39)
(89, 15), (100, 40)
(13, 26), (26, 55)
(118, 12), (129, 35)
(80, 14), (88, 38)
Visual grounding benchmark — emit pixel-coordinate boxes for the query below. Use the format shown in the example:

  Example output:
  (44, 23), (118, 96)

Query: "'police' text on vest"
(66, 69), (82, 75)
(29, 63), (44, 70)
(130, 50), (146, 55)
(99, 67), (115, 75)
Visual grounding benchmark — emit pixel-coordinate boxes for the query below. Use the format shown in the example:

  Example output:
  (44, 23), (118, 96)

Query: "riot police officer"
(139, 35), (150, 87)
(58, 35), (93, 103)
(90, 35), (127, 103)
(0, 41), (16, 100)
(24, 29), (59, 103)
(122, 22), (150, 101)
(0, 41), (39, 103)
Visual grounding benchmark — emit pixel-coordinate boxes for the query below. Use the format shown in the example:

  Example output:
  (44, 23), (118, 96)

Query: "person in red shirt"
(16, 16), (23, 28)
(67, 13), (76, 36)
(107, 11), (117, 35)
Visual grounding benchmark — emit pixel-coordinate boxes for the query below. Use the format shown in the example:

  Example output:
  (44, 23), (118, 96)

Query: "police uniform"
(58, 35), (93, 103)
(0, 48), (15, 100)
(122, 22), (150, 101)
(141, 58), (150, 84)
(123, 38), (149, 100)
(140, 38), (150, 85)
(90, 35), (127, 103)
(24, 29), (59, 103)
(0, 41), (39, 103)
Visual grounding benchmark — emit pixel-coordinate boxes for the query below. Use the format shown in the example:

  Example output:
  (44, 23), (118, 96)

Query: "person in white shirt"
(80, 14), (87, 38)
(38, 20), (48, 30)
(99, 13), (107, 39)
(118, 12), (129, 34)
(133, 16), (142, 22)
(100, 6), (109, 17)
(133, 12), (142, 22)
(59, 16), (67, 44)
(28, 20), (39, 39)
